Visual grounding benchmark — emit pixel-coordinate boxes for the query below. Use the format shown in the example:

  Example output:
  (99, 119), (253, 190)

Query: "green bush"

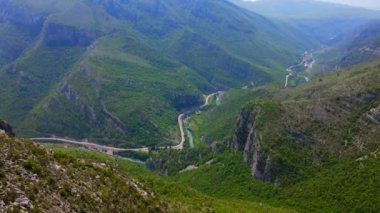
(22, 160), (43, 175)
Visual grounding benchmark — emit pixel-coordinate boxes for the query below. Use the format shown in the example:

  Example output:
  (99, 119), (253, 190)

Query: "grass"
(175, 58), (380, 212)
(0, 0), (317, 148)
(51, 146), (294, 212)
(189, 87), (278, 146)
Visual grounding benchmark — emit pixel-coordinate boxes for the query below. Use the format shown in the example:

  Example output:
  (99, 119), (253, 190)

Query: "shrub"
(22, 160), (43, 175)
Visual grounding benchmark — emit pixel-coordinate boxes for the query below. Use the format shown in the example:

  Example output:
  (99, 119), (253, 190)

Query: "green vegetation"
(189, 87), (277, 145)
(310, 22), (380, 75)
(172, 153), (278, 201)
(0, 135), (168, 212)
(167, 59), (380, 212)
(280, 155), (380, 212)
(170, 149), (380, 212)
(49, 144), (293, 212)
(0, 0), (318, 147)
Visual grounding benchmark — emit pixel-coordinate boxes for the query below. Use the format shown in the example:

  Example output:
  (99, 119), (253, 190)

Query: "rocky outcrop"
(368, 104), (380, 123)
(0, 136), (170, 212)
(59, 83), (79, 101)
(43, 23), (99, 47)
(0, 120), (15, 137)
(230, 107), (275, 182)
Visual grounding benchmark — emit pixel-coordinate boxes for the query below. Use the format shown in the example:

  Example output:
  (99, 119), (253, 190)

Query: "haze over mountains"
(230, 0), (380, 44)
(0, 0), (379, 212)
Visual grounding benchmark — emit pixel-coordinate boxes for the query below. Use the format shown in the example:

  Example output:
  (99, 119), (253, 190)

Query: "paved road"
(32, 93), (219, 153)
(31, 138), (149, 153)
(170, 92), (218, 150)
(201, 93), (218, 108)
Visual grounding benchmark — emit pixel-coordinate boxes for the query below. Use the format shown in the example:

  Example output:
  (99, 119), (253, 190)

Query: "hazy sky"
(246, 0), (380, 10)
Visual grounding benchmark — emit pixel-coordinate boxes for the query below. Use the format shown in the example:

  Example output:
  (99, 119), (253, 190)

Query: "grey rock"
(0, 120), (15, 137)
(59, 83), (79, 101)
(230, 107), (276, 182)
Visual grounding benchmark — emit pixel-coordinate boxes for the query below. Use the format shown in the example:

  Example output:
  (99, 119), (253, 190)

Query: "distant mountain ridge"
(312, 21), (380, 73)
(229, 0), (380, 44)
(230, 0), (380, 18)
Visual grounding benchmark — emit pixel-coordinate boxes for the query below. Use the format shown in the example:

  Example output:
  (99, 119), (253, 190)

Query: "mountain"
(229, 0), (380, 44)
(312, 21), (380, 73)
(230, 0), (380, 19)
(179, 58), (380, 212)
(0, 0), (316, 147)
(230, 59), (380, 210)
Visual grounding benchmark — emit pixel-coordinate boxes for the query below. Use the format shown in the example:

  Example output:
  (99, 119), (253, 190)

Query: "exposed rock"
(101, 103), (129, 132)
(59, 83), (79, 101)
(368, 104), (380, 123)
(179, 165), (198, 173)
(15, 196), (33, 210)
(230, 108), (276, 182)
(0, 136), (170, 212)
(0, 120), (15, 137)
(210, 141), (224, 154)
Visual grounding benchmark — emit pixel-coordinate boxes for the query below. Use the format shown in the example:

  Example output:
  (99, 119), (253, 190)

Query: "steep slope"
(0, 133), (169, 212)
(231, 59), (380, 183)
(0, 0), (314, 147)
(177, 59), (380, 212)
(229, 59), (380, 207)
(0, 129), (295, 212)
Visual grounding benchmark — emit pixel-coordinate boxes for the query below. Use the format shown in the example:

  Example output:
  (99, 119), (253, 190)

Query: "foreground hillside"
(0, 131), (293, 212)
(0, 133), (168, 212)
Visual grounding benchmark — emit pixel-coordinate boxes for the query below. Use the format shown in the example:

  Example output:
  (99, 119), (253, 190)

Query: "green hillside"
(178, 58), (380, 212)
(0, 131), (294, 212)
(146, 59), (377, 212)
(0, 0), (316, 147)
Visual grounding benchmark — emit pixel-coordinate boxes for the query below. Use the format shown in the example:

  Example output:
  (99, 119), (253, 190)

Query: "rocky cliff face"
(0, 120), (15, 137)
(229, 67), (380, 184)
(230, 107), (275, 182)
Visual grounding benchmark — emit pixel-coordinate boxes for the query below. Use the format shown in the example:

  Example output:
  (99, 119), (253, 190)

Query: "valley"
(0, 0), (380, 212)
(285, 50), (316, 87)
(31, 92), (221, 156)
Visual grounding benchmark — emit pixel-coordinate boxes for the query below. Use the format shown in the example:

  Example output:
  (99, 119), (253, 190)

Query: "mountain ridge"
(0, 0), (316, 147)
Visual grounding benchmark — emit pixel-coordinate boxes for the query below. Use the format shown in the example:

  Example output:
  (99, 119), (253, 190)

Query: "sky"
(245, 0), (380, 10)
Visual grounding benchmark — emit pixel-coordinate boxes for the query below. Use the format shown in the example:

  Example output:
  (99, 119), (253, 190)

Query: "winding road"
(165, 92), (218, 150)
(31, 137), (150, 154)
(285, 51), (315, 88)
(32, 92), (220, 154)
